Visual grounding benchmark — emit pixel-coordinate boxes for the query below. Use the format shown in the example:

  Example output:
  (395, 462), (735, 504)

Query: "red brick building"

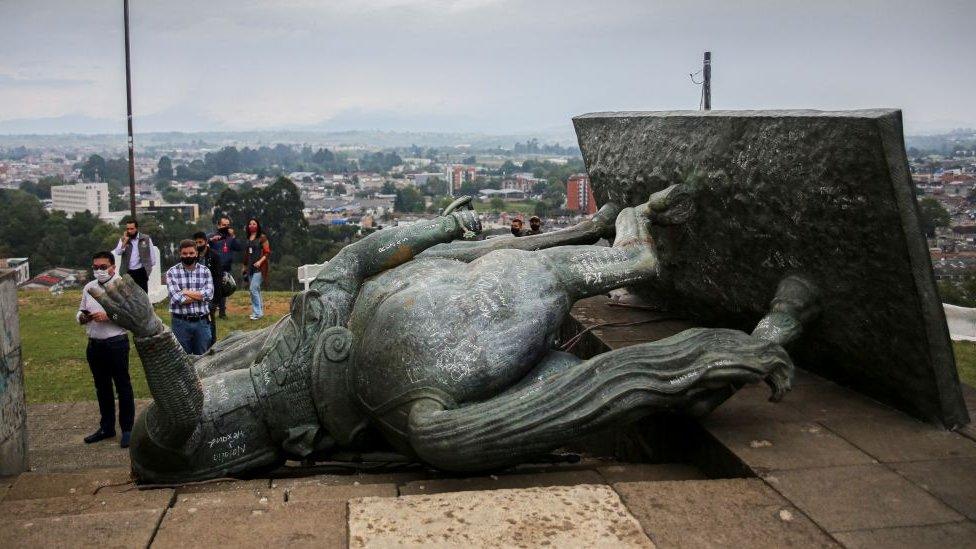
(566, 174), (597, 215)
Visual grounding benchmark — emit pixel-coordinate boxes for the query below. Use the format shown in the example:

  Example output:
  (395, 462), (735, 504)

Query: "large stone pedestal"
(573, 109), (968, 428)
(0, 269), (27, 474)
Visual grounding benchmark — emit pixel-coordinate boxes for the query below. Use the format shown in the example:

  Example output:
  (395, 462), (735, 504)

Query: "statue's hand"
(644, 184), (695, 226)
(451, 209), (482, 240)
(89, 275), (165, 338)
(591, 202), (622, 240)
(695, 337), (794, 402)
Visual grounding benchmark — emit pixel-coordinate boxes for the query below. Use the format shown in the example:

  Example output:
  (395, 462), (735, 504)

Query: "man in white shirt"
(78, 251), (135, 448)
(112, 218), (154, 294)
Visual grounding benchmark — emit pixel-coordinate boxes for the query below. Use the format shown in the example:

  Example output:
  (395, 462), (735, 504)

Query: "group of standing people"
(76, 216), (271, 448)
(510, 215), (543, 237)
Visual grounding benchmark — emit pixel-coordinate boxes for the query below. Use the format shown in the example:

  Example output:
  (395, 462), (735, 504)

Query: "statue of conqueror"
(91, 188), (816, 483)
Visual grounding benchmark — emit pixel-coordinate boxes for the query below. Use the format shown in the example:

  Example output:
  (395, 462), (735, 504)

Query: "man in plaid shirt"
(167, 239), (214, 354)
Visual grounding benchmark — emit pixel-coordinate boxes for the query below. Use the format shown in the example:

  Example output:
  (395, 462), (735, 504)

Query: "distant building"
(444, 165), (478, 193)
(479, 188), (527, 200)
(50, 182), (110, 218)
(0, 258), (30, 285)
(566, 174), (596, 215)
(20, 267), (87, 291)
(411, 173), (445, 189)
(136, 199), (200, 222)
(506, 172), (546, 192)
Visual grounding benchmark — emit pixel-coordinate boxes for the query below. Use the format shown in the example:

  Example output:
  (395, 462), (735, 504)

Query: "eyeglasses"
(92, 264), (111, 271)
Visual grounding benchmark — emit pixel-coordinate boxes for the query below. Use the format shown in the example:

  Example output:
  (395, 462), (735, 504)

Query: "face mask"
(94, 269), (112, 283)
(530, 224), (540, 231)
(511, 226), (522, 236)
(219, 227), (230, 235)
(181, 257), (196, 266)
(248, 226), (257, 234)
(196, 245), (206, 254)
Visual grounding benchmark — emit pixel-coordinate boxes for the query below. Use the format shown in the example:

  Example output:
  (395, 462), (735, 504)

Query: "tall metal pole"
(702, 51), (712, 111)
(123, 0), (137, 218)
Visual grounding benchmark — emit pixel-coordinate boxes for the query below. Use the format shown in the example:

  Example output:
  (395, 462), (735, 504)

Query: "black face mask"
(219, 227), (230, 235)
(181, 257), (196, 266)
(196, 245), (206, 254)
(511, 226), (522, 236)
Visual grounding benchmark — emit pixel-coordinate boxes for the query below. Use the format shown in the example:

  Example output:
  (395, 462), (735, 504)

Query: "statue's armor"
(345, 250), (573, 448)
(130, 291), (347, 482)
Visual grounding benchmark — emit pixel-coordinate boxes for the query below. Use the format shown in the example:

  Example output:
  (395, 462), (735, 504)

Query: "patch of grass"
(18, 290), (291, 403)
(953, 341), (976, 387)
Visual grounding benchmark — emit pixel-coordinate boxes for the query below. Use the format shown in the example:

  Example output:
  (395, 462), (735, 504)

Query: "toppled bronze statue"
(91, 187), (816, 482)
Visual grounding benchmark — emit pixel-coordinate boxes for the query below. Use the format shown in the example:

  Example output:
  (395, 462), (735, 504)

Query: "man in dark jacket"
(194, 231), (223, 349)
(207, 216), (241, 318)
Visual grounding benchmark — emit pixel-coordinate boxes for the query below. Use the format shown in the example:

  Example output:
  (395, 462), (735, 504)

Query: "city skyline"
(2, 0), (975, 136)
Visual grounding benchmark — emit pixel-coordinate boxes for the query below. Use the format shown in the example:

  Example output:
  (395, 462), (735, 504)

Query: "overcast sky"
(2, 0), (974, 135)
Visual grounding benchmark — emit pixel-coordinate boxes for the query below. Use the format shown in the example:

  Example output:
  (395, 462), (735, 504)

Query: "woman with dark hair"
(241, 217), (271, 320)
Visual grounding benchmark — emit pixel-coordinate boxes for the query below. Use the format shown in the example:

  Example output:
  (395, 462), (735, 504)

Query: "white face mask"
(94, 269), (112, 283)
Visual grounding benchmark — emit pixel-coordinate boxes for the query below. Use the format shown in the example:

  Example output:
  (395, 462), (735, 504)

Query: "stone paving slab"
(172, 487), (284, 509)
(5, 468), (134, 501)
(821, 415), (976, 463)
(613, 478), (837, 548)
(174, 478), (270, 494)
(778, 383), (903, 422)
(286, 482), (397, 502)
(831, 521), (976, 549)
(891, 457), (976, 520)
(704, 420), (876, 473)
(0, 488), (173, 518)
(0, 508), (163, 548)
(270, 470), (429, 489)
(596, 463), (706, 484)
(763, 464), (964, 532)
(26, 401), (151, 473)
(349, 484), (653, 548)
(27, 438), (131, 472)
(398, 469), (605, 495)
(700, 385), (809, 426)
(26, 401), (82, 418)
(153, 500), (346, 548)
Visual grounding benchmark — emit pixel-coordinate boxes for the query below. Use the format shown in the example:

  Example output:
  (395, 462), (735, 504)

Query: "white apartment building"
(51, 182), (110, 218)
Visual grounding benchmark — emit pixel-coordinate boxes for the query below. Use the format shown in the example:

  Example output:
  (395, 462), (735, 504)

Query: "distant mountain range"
(0, 113), (971, 151)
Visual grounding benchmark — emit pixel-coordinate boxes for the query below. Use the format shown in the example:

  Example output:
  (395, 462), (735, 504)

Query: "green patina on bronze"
(84, 109), (961, 484)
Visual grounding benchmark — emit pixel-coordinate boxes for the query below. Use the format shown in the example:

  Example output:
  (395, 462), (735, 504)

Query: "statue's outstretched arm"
(310, 209), (481, 322)
(419, 202), (621, 263)
(420, 184), (693, 263)
(89, 275), (204, 450)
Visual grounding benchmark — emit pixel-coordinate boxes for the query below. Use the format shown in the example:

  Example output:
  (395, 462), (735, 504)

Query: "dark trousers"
(215, 293), (227, 315)
(128, 267), (149, 293)
(85, 335), (135, 434)
(208, 303), (218, 347)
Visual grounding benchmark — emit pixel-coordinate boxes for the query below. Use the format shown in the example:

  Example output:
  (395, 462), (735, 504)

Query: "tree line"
(1, 177), (359, 291)
(156, 146), (402, 182)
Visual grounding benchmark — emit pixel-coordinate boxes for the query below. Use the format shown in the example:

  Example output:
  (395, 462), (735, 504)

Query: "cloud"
(0, 74), (94, 87)
(0, 0), (974, 133)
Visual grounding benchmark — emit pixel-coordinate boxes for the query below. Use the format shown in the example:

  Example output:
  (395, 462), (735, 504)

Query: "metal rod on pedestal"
(123, 0), (137, 219)
(702, 51), (711, 111)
